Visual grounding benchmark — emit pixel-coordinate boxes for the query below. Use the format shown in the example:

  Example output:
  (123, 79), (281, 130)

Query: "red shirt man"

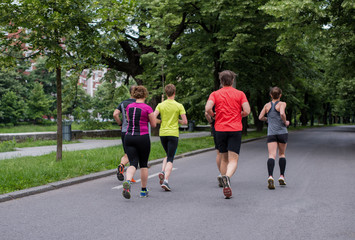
(208, 86), (248, 132)
(205, 70), (250, 199)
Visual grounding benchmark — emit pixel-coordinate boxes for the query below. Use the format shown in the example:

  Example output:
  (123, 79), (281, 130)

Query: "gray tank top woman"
(267, 101), (288, 136)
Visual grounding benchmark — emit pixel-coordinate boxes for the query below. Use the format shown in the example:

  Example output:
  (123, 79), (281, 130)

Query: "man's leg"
(219, 152), (228, 175)
(225, 151), (239, 177)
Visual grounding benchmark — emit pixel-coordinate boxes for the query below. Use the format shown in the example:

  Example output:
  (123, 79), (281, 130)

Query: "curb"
(0, 136), (265, 203)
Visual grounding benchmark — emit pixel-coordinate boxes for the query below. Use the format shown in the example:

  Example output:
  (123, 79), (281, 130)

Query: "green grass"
(0, 136), (214, 194)
(0, 124), (58, 133)
(0, 122), (120, 133)
(0, 131), (272, 195)
(0, 138), (80, 152)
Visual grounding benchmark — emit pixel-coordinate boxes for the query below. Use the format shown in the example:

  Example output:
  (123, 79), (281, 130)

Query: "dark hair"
(132, 85), (148, 99)
(219, 70), (236, 86)
(270, 87), (282, 99)
(165, 84), (176, 97)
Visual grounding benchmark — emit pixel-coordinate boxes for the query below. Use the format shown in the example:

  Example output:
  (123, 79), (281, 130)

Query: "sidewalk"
(0, 131), (211, 160)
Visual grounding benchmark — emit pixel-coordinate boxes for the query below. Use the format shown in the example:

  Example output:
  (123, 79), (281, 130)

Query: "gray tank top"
(267, 101), (288, 136)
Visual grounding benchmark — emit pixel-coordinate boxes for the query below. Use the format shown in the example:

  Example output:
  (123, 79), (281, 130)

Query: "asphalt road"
(1, 126), (354, 240)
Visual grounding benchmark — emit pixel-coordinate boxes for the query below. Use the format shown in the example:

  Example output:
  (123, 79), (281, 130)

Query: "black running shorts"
(215, 131), (242, 154)
(267, 133), (288, 143)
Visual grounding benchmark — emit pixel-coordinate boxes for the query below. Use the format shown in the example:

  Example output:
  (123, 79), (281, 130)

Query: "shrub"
(0, 138), (17, 152)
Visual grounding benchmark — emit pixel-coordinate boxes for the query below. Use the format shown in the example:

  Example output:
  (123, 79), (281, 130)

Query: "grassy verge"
(0, 122), (120, 133)
(0, 139), (80, 152)
(0, 136), (213, 194)
(0, 130), (274, 195)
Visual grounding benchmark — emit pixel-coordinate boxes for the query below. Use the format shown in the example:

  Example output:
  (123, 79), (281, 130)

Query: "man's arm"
(205, 100), (215, 117)
(153, 109), (161, 124)
(113, 109), (122, 126)
(178, 114), (188, 125)
(241, 102), (251, 118)
(205, 111), (214, 124)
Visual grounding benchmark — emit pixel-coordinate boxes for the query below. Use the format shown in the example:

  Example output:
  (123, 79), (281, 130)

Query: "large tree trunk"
(300, 92), (309, 126)
(56, 66), (62, 161)
(252, 93), (264, 132)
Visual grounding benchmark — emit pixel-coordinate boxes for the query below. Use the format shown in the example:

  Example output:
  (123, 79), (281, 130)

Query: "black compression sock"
(267, 158), (275, 176)
(279, 157), (286, 176)
(142, 187), (147, 191)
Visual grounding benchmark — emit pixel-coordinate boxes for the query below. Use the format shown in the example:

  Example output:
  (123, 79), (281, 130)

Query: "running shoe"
(122, 181), (131, 199)
(158, 171), (165, 185)
(140, 189), (149, 198)
(268, 176), (275, 190)
(221, 175), (232, 199)
(117, 164), (124, 181)
(161, 180), (171, 191)
(217, 175), (223, 188)
(131, 178), (136, 183)
(278, 176), (286, 186)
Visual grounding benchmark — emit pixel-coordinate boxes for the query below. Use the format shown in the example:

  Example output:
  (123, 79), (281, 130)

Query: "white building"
(78, 69), (107, 97)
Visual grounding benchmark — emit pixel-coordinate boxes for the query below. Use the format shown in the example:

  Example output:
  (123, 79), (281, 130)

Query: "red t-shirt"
(208, 86), (248, 132)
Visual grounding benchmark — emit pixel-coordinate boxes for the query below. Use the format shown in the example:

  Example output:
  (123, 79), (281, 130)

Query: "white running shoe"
(268, 176), (275, 190)
(278, 176), (286, 186)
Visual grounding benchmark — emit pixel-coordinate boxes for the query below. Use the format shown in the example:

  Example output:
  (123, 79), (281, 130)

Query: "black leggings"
(124, 134), (150, 169)
(160, 136), (179, 163)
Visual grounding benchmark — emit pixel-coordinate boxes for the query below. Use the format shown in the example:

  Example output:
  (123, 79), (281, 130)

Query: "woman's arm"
(258, 105), (267, 121)
(279, 102), (290, 127)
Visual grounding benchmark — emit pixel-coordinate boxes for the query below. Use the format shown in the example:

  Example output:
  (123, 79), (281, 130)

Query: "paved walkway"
(0, 132), (211, 160)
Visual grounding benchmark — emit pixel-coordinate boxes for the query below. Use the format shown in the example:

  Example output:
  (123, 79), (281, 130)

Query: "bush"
(0, 139), (17, 152)
(0, 123), (5, 128)
(5, 123), (14, 127)
(79, 119), (111, 130)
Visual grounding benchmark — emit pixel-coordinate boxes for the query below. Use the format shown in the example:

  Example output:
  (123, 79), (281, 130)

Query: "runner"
(258, 86), (289, 189)
(122, 86), (156, 199)
(113, 86), (136, 183)
(154, 84), (187, 191)
(205, 70), (250, 199)
(205, 107), (222, 187)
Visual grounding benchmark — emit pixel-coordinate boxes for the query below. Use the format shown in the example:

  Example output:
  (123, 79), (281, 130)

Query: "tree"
(92, 70), (131, 121)
(0, 62), (32, 100)
(0, 0), (133, 160)
(0, 91), (26, 124)
(62, 72), (92, 121)
(27, 82), (53, 122)
(261, 0), (355, 125)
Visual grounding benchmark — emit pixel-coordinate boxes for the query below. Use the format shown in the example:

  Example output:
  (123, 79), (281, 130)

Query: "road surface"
(0, 126), (354, 240)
